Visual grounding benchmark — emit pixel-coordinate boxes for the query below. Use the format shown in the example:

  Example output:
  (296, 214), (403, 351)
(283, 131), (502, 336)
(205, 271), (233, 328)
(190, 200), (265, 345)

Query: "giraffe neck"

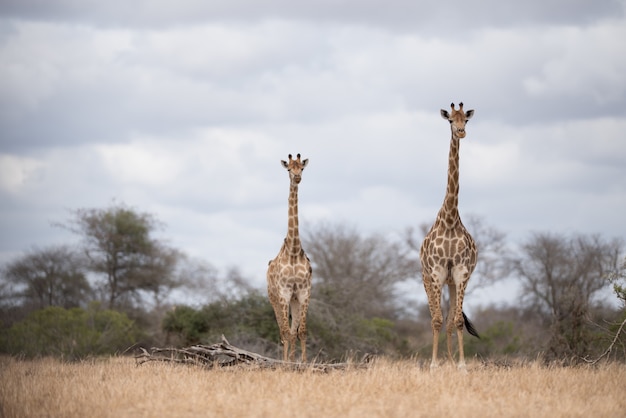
(285, 182), (302, 255)
(439, 133), (461, 228)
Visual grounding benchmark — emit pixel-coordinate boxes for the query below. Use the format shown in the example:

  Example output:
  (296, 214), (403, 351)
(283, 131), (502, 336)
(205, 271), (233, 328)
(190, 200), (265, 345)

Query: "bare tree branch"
(135, 335), (373, 372)
(583, 317), (626, 365)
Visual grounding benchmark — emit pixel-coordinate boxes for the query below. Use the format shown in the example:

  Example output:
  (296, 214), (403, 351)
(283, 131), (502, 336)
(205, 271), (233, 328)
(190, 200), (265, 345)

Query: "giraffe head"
(281, 153), (309, 184)
(440, 102), (474, 139)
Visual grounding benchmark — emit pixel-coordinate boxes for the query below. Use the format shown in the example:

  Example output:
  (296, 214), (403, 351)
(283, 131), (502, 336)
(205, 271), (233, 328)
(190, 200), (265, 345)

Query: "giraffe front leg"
(424, 269), (445, 370)
(277, 302), (292, 362)
(290, 293), (309, 363)
(430, 296), (443, 369)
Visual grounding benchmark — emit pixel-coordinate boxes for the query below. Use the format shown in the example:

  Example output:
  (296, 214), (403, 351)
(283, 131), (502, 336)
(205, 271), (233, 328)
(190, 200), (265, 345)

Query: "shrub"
(0, 303), (139, 359)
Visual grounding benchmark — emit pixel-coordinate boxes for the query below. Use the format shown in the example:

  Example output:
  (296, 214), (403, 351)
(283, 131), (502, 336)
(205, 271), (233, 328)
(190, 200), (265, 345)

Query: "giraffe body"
(420, 103), (480, 370)
(267, 154), (312, 362)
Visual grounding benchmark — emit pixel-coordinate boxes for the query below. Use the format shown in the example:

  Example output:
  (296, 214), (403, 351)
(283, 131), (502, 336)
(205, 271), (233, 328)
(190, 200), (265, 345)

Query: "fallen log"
(135, 335), (373, 372)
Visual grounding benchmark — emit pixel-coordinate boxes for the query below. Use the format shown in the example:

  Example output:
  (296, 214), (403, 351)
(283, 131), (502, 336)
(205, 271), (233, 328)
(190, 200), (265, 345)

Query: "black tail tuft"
(462, 311), (480, 339)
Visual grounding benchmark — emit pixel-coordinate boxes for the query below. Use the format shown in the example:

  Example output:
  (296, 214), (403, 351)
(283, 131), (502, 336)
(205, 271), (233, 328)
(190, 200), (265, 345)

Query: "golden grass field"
(1, 356), (625, 418)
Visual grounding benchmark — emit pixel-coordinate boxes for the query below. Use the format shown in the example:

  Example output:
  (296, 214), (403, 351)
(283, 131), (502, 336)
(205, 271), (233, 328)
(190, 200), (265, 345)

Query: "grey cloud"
(3, 12), (624, 156)
(0, 0), (621, 30)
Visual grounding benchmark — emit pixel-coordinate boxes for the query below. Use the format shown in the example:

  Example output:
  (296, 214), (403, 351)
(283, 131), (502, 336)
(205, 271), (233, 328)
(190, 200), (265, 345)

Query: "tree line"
(1, 202), (624, 363)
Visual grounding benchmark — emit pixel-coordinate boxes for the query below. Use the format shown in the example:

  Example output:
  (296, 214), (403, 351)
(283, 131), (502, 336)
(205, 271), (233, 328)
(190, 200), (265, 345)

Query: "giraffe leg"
(451, 266), (470, 370)
(424, 269), (445, 370)
(271, 299), (292, 362)
(298, 304), (309, 363)
(296, 292), (310, 363)
(456, 284), (470, 370)
(430, 291), (443, 370)
(282, 304), (292, 362)
(288, 298), (300, 362)
(268, 269), (291, 362)
(446, 283), (457, 363)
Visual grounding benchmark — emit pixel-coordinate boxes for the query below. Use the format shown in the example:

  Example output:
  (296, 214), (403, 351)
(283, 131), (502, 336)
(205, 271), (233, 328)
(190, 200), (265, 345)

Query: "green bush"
(162, 305), (209, 345)
(161, 295), (412, 360)
(0, 303), (139, 359)
(162, 293), (279, 346)
(464, 320), (522, 358)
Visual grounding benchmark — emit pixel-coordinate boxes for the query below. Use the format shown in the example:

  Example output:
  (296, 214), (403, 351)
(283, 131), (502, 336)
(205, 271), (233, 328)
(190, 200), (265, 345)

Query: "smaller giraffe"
(420, 103), (480, 371)
(267, 153), (312, 362)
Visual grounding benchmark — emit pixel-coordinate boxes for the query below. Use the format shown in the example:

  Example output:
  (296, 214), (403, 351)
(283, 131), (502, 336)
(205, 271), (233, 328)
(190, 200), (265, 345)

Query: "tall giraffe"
(420, 102), (480, 370)
(267, 153), (312, 362)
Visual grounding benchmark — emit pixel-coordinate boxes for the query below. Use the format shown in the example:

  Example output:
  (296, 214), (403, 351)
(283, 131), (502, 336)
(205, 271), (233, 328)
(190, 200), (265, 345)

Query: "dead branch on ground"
(135, 335), (373, 372)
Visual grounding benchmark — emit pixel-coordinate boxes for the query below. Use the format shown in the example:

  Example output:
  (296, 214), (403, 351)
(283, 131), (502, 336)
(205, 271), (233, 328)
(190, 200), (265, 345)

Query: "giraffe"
(420, 102), (480, 370)
(267, 153), (313, 362)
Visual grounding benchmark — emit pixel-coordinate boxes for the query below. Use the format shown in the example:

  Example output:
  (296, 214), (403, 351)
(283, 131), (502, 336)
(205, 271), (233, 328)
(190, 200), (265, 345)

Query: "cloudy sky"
(1, 1), (625, 308)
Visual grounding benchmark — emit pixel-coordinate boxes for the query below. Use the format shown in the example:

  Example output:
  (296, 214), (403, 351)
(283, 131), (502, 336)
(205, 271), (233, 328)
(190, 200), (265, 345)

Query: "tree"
(1, 245), (91, 311)
(305, 222), (417, 319)
(302, 222), (419, 358)
(608, 256), (626, 308)
(584, 256), (626, 363)
(510, 232), (623, 361)
(58, 202), (182, 310)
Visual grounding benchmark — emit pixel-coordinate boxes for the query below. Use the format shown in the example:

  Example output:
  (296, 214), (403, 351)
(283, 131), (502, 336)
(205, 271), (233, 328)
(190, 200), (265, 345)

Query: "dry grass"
(1, 356), (625, 418)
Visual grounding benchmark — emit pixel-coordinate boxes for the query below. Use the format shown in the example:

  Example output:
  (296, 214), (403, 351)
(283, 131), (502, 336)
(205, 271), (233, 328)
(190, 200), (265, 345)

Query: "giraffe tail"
(462, 311), (480, 339)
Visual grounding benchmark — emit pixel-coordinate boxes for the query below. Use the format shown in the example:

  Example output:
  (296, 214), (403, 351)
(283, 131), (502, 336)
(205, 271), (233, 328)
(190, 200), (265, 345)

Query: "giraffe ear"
(301, 159), (309, 168)
(465, 109), (474, 120)
(281, 160), (288, 169)
(440, 109), (450, 120)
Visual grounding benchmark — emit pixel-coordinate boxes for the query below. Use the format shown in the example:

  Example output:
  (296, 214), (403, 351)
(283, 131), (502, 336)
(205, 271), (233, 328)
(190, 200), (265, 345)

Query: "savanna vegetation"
(1, 356), (625, 418)
(0, 202), (625, 365)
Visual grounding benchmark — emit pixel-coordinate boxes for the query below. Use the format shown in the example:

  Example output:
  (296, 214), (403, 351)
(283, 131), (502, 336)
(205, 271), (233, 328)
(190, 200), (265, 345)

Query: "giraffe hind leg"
(451, 266), (472, 369)
(288, 298), (301, 362)
(446, 283), (457, 363)
(297, 299), (309, 363)
(290, 292), (310, 363)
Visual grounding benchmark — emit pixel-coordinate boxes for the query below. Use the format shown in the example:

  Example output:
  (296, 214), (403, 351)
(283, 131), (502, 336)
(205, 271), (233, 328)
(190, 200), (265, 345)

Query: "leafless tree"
(583, 256), (626, 363)
(608, 256), (626, 308)
(172, 260), (256, 306)
(304, 222), (418, 319)
(302, 222), (420, 357)
(511, 232), (623, 360)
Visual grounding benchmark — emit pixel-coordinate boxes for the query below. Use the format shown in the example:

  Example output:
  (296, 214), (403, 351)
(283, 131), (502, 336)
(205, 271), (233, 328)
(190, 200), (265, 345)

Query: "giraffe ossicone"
(420, 103), (480, 371)
(267, 153), (312, 362)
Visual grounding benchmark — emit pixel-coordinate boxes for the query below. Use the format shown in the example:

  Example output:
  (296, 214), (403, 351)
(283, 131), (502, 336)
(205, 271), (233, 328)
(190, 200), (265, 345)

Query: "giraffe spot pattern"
(267, 154), (312, 363)
(420, 102), (477, 368)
